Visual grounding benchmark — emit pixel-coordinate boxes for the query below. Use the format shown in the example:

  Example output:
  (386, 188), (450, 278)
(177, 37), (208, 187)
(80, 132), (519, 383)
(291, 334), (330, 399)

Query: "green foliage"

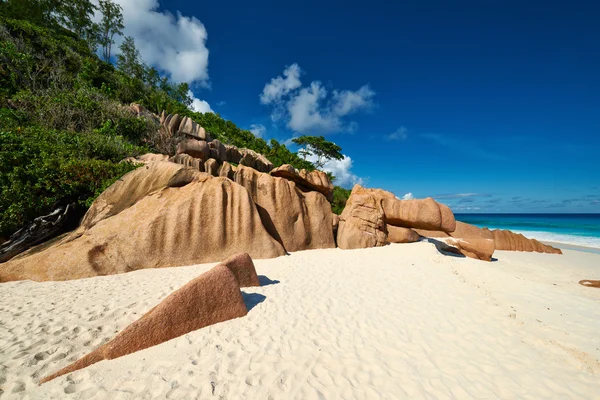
(292, 135), (343, 169)
(0, 6), (325, 239)
(331, 186), (351, 215)
(116, 36), (145, 81)
(0, 125), (143, 237)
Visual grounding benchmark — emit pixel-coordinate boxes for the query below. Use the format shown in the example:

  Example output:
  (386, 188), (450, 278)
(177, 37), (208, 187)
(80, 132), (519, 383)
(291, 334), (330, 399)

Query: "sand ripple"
(1, 242), (599, 399)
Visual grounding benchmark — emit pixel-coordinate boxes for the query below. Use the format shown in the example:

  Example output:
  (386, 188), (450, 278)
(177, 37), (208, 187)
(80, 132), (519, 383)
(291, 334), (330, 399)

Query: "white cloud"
(287, 82), (340, 133)
(188, 91), (213, 113)
(402, 192), (414, 200)
(260, 64), (375, 134)
(100, 0), (210, 86)
(249, 123), (266, 138)
(304, 152), (362, 188)
(260, 63), (302, 105)
(332, 86), (376, 116)
(387, 127), (408, 141)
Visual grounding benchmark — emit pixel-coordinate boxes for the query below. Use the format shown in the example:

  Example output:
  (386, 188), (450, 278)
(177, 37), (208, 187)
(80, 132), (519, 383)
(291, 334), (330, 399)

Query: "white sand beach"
(1, 241), (600, 399)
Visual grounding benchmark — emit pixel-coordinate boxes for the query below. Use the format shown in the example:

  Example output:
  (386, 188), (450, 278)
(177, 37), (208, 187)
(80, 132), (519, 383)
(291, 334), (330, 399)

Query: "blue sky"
(114, 0), (599, 213)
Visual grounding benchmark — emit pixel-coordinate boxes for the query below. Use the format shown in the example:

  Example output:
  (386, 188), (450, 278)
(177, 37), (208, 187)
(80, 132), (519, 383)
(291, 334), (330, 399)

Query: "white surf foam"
(512, 230), (600, 249)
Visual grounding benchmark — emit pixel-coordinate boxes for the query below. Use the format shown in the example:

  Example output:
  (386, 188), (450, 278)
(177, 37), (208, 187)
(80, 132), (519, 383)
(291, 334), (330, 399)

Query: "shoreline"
(542, 241), (600, 255)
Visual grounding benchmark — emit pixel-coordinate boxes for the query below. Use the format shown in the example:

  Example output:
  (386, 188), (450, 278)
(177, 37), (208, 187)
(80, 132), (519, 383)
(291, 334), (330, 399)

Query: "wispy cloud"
(385, 127), (408, 141)
(249, 123), (266, 138)
(402, 192), (414, 200)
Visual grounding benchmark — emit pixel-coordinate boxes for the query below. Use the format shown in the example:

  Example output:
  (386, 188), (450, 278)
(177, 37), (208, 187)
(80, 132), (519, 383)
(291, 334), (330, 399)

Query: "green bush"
(0, 126), (142, 237)
(331, 186), (351, 215)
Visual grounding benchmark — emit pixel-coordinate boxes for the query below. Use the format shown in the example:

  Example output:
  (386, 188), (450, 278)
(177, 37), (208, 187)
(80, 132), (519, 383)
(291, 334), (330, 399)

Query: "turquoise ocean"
(455, 214), (600, 249)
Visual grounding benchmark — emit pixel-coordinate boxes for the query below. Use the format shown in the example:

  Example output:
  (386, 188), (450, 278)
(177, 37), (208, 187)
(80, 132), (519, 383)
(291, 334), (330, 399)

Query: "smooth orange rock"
(492, 229), (562, 254)
(382, 197), (456, 233)
(415, 221), (495, 261)
(0, 163), (285, 282)
(234, 165), (335, 253)
(218, 162), (236, 180)
(40, 263), (247, 383)
(222, 252), (260, 287)
(337, 185), (456, 250)
(387, 226), (419, 244)
(204, 158), (219, 176)
(170, 153), (204, 171)
(176, 139), (210, 161)
(337, 187), (387, 249)
(270, 164), (334, 201)
(579, 280), (600, 288)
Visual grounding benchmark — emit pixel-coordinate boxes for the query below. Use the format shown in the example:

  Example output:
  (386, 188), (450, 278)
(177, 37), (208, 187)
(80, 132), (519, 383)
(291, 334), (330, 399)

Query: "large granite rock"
(170, 153), (204, 171)
(204, 158), (219, 176)
(208, 139), (227, 162)
(492, 229), (562, 254)
(0, 162), (285, 282)
(239, 149), (273, 173)
(222, 252), (260, 287)
(337, 185), (456, 250)
(387, 226), (420, 244)
(178, 116), (209, 140)
(224, 144), (242, 164)
(382, 197), (455, 232)
(234, 165), (335, 252)
(579, 280), (600, 288)
(41, 260), (248, 383)
(415, 222), (496, 261)
(176, 139), (210, 161)
(270, 164), (334, 201)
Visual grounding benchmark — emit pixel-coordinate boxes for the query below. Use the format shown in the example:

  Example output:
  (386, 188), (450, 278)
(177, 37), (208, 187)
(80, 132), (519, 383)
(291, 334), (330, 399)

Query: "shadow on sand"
(258, 275), (280, 286)
(426, 238), (465, 258)
(242, 292), (266, 312)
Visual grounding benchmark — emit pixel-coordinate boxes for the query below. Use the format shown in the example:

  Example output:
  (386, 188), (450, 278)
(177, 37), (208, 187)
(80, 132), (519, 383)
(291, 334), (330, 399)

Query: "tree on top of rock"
(292, 135), (343, 169)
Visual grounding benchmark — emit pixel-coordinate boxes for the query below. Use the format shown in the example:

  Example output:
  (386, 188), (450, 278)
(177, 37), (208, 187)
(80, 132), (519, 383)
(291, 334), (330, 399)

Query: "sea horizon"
(455, 213), (600, 249)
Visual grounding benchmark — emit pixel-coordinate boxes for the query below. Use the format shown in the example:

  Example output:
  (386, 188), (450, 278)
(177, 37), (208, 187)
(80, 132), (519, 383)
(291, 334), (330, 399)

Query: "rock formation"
(40, 259), (249, 383)
(415, 222), (496, 261)
(170, 153), (204, 171)
(492, 229), (562, 254)
(337, 185), (456, 250)
(177, 116), (209, 141)
(387, 226), (420, 244)
(332, 214), (340, 238)
(176, 138), (210, 161)
(239, 149), (273, 173)
(579, 280), (600, 288)
(271, 164), (334, 201)
(234, 165), (335, 252)
(0, 163), (286, 282)
(222, 252), (260, 287)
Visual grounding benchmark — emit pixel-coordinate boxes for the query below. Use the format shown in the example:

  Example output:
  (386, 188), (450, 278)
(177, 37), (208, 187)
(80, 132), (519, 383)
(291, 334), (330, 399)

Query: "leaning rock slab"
(337, 185), (456, 250)
(40, 262), (247, 383)
(222, 252), (260, 287)
(271, 164), (334, 201)
(415, 222), (496, 261)
(492, 229), (562, 254)
(387, 226), (419, 244)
